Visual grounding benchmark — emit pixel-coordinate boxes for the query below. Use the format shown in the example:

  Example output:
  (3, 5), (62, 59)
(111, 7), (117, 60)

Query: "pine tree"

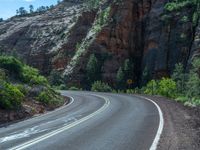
(86, 54), (99, 84)
(123, 59), (133, 79)
(29, 5), (34, 14)
(171, 63), (186, 94)
(116, 67), (125, 89)
(186, 58), (200, 99)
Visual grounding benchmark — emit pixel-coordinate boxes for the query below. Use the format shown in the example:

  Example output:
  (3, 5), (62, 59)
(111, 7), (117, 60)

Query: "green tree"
(18, 7), (28, 16)
(48, 70), (63, 86)
(116, 67), (125, 89)
(29, 5), (34, 13)
(123, 59), (133, 79)
(171, 63), (187, 94)
(186, 58), (200, 99)
(86, 54), (99, 84)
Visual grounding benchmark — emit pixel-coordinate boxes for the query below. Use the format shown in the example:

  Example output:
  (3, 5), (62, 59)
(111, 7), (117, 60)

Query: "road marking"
(136, 96), (164, 150)
(6, 96), (75, 129)
(9, 94), (110, 150)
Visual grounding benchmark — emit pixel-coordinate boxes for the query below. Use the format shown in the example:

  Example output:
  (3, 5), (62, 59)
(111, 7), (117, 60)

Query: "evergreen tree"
(171, 63), (187, 94)
(29, 5), (34, 13)
(186, 58), (200, 99)
(116, 67), (125, 89)
(123, 59), (133, 79)
(48, 70), (63, 86)
(86, 54), (99, 84)
(18, 7), (28, 16)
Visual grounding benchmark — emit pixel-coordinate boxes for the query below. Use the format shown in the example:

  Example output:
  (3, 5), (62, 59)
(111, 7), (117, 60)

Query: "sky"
(0, 0), (59, 19)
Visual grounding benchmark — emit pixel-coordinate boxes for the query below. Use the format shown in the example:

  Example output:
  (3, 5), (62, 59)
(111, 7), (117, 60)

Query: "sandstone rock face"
(0, 0), (199, 86)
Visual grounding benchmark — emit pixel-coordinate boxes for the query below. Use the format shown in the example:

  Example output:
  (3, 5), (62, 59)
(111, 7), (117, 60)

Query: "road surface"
(0, 91), (162, 150)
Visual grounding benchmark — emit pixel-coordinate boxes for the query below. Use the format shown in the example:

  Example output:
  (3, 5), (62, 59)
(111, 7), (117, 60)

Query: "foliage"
(116, 59), (134, 89)
(37, 88), (64, 106)
(22, 65), (48, 85)
(164, 0), (195, 12)
(48, 70), (63, 86)
(116, 67), (125, 89)
(186, 58), (200, 99)
(86, 54), (100, 84)
(68, 86), (81, 91)
(86, 0), (101, 9)
(0, 81), (24, 109)
(91, 81), (112, 92)
(0, 56), (23, 77)
(171, 63), (187, 94)
(144, 78), (176, 98)
(144, 80), (158, 95)
(157, 78), (177, 98)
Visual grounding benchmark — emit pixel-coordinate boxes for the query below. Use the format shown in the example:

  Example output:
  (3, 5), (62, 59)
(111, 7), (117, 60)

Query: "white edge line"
(9, 94), (110, 150)
(136, 96), (164, 150)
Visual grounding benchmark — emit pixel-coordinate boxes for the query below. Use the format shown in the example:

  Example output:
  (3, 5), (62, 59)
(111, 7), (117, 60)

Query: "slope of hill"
(0, 56), (65, 124)
(0, 0), (199, 88)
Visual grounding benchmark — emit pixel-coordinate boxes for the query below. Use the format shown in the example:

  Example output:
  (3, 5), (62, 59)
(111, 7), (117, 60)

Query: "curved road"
(0, 91), (162, 150)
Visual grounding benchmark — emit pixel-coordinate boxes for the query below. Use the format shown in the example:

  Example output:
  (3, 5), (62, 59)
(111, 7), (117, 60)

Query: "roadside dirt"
(0, 96), (70, 127)
(143, 95), (200, 150)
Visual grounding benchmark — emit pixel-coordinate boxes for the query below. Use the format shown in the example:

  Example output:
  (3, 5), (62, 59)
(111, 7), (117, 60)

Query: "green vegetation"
(0, 55), (63, 110)
(37, 88), (64, 106)
(86, 0), (101, 9)
(91, 81), (112, 92)
(86, 54), (99, 84)
(0, 56), (47, 85)
(164, 0), (196, 12)
(116, 59), (134, 89)
(142, 58), (200, 106)
(0, 81), (24, 109)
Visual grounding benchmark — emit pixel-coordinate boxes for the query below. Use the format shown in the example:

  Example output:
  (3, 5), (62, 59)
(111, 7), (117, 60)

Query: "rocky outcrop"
(0, 0), (199, 87)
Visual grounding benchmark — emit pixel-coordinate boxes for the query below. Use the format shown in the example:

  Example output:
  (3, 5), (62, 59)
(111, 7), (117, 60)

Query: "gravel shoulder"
(142, 95), (200, 150)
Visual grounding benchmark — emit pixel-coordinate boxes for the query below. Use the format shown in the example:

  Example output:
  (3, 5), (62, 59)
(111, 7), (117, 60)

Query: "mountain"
(0, 0), (199, 88)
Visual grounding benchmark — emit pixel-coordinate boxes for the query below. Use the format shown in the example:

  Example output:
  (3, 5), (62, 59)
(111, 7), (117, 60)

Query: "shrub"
(37, 91), (50, 105)
(157, 78), (177, 98)
(0, 81), (24, 109)
(37, 88), (64, 106)
(68, 86), (80, 91)
(91, 81), (112, 92)
(15, 84), (28, 95)
(144, 80), (158, 95)
(22, 65), (48, 85)
(0, 56), (23, 77)
(144, 78), (176, 98)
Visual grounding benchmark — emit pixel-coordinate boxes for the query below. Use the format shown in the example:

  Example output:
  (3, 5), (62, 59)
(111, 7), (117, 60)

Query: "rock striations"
(0, 0), (199, 87)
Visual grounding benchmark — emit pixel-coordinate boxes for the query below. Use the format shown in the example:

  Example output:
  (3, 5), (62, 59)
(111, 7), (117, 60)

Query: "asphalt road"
(0, 91), (161, 150)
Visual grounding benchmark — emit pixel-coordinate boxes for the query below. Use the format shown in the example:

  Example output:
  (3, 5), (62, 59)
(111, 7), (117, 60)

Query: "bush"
(68, 86), (80, 91)
(157, 78), (177, 98)
(144, 80), (159, 95)
(0, 56), (23, 77)
(91, 81), (112, 92)
(15, 84), (28, 95)
(37, 91), (50, 105)
(22, 65), (48, 85)
(0, 81), (24, 109)
(144, 78), (176, 98)
(37, 88), (64, 106)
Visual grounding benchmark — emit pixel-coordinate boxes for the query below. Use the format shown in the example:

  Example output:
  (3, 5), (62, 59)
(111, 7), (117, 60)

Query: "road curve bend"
(0, 91), (163, 150)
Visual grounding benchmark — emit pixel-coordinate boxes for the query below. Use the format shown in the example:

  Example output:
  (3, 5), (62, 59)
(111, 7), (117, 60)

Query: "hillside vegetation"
(0, 56), (64, 111)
